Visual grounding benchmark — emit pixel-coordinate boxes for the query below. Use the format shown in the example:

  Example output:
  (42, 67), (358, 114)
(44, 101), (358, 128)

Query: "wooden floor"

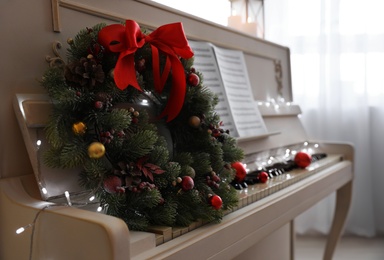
(295, 235), (384, 260)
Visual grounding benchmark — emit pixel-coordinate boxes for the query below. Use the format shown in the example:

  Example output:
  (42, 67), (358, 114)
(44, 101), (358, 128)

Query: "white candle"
(227, 15), (243, 31)
(242, 22), (257, 36)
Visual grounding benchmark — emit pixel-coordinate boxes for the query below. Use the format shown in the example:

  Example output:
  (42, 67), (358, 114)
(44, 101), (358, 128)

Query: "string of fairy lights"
(15, 96), (317, 259)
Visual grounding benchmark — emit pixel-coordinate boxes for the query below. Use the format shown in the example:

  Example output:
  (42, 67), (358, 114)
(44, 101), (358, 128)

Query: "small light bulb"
(16, 227), (25, 234)
(97, 206), (102, 212)
(89, 196), (95, 202)
(16, 223), (33, 235)
(64, 191), (72, 206)
(41, 188), (48, 194)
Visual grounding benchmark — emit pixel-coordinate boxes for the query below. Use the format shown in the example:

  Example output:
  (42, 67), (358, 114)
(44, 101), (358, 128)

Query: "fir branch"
(58, 141), (88, 168)
(222, 136), (245, 163)
(67, 23), (106, 61)
(147, 198), (178, 226)
(44, 110), (74, 149)
(148, 136), (170, 167)
(99, 108), (132, 131)
(41, 68), (83, 109)
(79, 159), (110, 190)
(43, 140), (87, 169)
(121, 130), (158, 160)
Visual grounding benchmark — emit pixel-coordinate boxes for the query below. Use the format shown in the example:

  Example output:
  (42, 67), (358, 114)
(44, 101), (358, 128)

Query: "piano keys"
(149, 150), (345, 246)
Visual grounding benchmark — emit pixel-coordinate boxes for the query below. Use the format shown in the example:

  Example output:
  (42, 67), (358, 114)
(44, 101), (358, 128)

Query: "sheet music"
(189, 41), (238, 136)
(189, 41), (267, 138)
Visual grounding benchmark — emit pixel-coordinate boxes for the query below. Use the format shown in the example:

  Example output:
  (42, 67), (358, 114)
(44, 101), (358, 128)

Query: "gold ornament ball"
(88, 142), (106, 159)
(67, 38), (74, 45)
(188, 116), (201, 128)
(72, 122), (87, 135)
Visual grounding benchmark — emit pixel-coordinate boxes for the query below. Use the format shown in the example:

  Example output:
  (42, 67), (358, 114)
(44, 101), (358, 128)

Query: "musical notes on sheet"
(189, 41), (267, 138)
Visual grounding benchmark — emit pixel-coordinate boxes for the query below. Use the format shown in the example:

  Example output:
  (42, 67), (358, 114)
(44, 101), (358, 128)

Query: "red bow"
(98, 20), (194, 121)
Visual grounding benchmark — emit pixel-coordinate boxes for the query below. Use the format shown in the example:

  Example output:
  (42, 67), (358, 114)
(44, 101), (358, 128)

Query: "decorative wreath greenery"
(41, 20), (244, 231)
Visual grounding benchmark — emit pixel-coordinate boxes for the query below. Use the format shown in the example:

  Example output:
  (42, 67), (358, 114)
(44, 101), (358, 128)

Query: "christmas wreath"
(41, 20), (244, 231)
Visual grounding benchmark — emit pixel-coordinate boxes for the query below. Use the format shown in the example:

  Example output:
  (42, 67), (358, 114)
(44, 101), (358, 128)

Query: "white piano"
(0, 1), (353, 259)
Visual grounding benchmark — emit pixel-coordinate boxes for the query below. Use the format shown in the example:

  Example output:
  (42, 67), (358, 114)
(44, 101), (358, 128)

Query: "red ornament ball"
(231, 162), (247, 182)
(103, 176), (122, 194)
(294, 151), (312, 168)
(210, 195), (223, 210)
(187, 72), (200, 87)
(181, 176), (194, 191)
(258, 171), (269, 183)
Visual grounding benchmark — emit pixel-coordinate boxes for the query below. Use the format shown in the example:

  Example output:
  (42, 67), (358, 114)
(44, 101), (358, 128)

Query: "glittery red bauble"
(231, 162), (247, 182)
(103, 176), (122, 194)
(181, 176), (194, 191)
(187, 73), (200, 87)
(294, 152), (312, 168)
(258, 171), (269, 183)
(210, 195), (223, 210)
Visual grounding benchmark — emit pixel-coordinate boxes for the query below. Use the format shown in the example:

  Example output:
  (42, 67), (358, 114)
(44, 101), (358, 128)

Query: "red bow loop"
(98, 21), (145, 91)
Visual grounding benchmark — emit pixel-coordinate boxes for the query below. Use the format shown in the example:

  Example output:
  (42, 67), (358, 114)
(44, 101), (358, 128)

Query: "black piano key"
(311, 153), (327, 162)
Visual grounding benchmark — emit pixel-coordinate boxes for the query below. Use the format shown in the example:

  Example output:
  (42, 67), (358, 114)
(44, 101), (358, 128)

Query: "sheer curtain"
(265, 0), (384, 236)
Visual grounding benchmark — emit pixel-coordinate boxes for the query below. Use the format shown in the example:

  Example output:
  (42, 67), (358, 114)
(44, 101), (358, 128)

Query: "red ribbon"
(98, 20), (194, 121)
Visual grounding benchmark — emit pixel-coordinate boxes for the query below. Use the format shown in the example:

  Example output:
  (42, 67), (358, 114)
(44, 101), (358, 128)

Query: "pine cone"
(65, 57), (105, 88)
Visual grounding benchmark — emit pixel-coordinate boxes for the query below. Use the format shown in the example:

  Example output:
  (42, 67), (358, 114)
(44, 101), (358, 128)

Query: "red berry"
(258, 171), (268, 183)
(187, 73), (200, 87)
(212, 175), (221, 183)
(231, 162), (247, 182)
(294, 152), (312, 168)
(103, 176), (122, 194)
(181, 176), (194, 191)
(116, 187), (125, 194)
(135, 58), (146, 73)
(95, 101), (103, 109)
(210, 195), (223, 210)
